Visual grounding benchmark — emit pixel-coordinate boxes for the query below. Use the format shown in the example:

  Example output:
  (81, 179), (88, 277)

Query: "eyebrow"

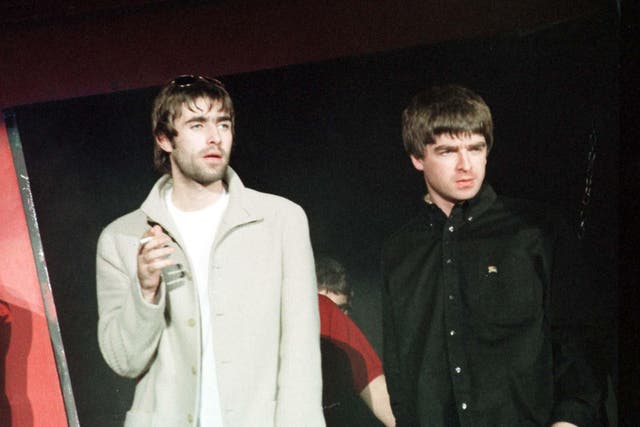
(183, 114), (232, 125)
(434, 140), (487, 153)
(184, 116), (207, 124)
(468, 141), (487, 149)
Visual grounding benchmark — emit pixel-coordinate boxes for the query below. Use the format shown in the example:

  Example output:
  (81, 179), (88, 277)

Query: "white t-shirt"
(166, 187), (229, 427)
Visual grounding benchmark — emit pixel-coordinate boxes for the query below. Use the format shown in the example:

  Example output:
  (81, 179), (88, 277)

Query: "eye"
(218, 122), (231, 132)
(190, 123), (203, 129)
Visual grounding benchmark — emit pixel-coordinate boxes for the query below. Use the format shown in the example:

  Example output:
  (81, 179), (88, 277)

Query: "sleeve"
(274, 205), (325, 427)
(96, 227), (167, 378)
(547, 214), (607, 426)
(381, 245), (419, 427)
(319, 295), (384, 393)
(0, 301), (11, 359)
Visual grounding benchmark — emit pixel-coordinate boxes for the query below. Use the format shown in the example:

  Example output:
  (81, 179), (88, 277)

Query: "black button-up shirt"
(382, 184), (604, 427)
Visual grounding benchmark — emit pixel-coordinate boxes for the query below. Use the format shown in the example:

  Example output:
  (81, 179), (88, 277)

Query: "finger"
(140, 246), (175, 263)
(140, 226), (159, 239)
(145, 258), (177, 275)
(140, 235), (173, 253)
(140, 226), (169, 243)
(150, 225), (165, 237)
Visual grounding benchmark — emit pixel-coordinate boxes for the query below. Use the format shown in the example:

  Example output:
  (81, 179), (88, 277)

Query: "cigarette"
(139, 237), (153, 246)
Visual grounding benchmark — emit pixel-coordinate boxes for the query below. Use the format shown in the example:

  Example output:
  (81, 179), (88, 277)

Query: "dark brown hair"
(315, 256), (353, 300)
(151, 76), (235, 174)
(402, 84), (493, 158)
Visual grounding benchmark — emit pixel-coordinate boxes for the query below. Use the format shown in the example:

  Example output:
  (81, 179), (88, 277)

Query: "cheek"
(425, 162), (448, 179)
(223, 137), (234, 152)
(479, 157), (487, 172)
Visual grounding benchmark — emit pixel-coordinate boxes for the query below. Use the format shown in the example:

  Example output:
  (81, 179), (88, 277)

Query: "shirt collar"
(422, 183), (497, 226)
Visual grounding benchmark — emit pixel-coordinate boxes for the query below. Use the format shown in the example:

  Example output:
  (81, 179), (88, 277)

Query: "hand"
(551, 422), (578, 427)
(137, 225), (175, 303)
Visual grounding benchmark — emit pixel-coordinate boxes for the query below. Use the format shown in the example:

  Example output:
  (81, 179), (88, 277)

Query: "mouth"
(456, 178), (475, 188)
(203, 151), (223, 161)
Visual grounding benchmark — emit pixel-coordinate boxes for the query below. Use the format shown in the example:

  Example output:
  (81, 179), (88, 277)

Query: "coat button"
(191, 366), (197, 375)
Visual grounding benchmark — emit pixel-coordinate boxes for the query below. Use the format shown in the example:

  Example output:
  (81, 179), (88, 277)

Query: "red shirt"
(318, 294), (383, 393)
(0, 302), (10, 325)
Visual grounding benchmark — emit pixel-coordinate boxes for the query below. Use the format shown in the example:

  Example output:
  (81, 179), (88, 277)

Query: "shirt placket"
(441, 205), (472, 425)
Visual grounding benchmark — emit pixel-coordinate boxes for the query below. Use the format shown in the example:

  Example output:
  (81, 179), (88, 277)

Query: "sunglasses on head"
(169, 75), (225, 88)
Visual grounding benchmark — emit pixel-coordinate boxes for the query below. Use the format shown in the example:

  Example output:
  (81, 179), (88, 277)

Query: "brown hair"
(402, 84), (493, 158)
(151, 76), (235, 174)
(315, 256), (353, 301)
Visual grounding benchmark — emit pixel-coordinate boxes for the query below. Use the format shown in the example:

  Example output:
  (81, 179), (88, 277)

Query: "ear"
(410, 154), (425, 171)
(155, 133), (173, 154)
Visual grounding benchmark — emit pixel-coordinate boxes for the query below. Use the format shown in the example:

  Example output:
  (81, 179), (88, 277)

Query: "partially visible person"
(0, 301), (10, 427)
(382, 84), (605, 426)
(97, 75), (324, 427)
(316, 256), (395, 427)
(316, 256), (353, 315)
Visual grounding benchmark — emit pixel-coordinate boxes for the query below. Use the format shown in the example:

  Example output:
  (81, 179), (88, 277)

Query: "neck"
(171, 176), (226, 211)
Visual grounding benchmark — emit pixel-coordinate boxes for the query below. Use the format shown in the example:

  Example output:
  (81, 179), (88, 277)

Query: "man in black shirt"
(382, 85), (604, 426)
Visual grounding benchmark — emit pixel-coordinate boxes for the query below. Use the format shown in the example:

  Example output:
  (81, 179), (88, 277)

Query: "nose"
(207, 124), (222, 145)
(456, 150), (471, 171)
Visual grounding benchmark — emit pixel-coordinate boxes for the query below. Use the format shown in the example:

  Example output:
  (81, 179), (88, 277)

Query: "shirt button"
(455, 366), (462, 374)
(191, 365), (197, 375)
(448, 226), (455, 232)
(187, 318), (195, 327)
(450, 330), (456, 336)
(187, 414), (193, 423)
(461, 403), (468, 410)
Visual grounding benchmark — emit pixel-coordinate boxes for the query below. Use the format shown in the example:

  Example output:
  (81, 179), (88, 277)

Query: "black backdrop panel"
(12, 14), (618, 427)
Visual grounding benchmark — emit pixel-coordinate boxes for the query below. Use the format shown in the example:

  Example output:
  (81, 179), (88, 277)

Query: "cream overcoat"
(97, 168), (325, 427)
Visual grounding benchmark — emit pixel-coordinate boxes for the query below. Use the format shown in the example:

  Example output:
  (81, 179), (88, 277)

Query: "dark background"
(8, 9), (628, 427)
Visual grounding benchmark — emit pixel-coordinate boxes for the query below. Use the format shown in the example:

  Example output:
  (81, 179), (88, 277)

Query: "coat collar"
(216, 166), (262, 239)
(140, 166), (262, 241)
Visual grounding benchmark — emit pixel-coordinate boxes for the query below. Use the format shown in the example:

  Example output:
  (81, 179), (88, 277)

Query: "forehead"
(175, 97), (229, 122)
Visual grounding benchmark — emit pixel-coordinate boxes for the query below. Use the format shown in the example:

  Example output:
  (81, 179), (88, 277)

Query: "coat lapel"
(214, 167), (262, 249)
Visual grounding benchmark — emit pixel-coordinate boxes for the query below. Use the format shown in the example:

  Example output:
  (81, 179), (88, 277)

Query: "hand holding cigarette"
(137, 225), (175, 304)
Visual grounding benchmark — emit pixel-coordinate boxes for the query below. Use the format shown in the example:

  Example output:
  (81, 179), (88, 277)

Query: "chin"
(456, 188), (480, 200)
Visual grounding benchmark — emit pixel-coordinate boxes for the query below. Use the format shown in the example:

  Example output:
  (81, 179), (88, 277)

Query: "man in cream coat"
(97, 75), (325, 427)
